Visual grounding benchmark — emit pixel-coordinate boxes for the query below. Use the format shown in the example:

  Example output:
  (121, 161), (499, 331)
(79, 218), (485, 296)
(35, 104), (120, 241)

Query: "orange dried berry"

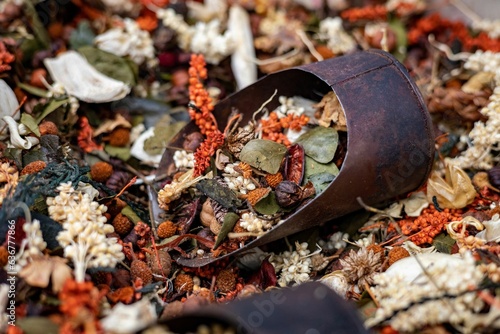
(216, 269), (237, 293)
(108, 127), (130, 147)
(246, 187), (271, 206)
(265, 172), (283, 188)
(0, 246), (8, 267)
(130, 259), (153, 285)
(20, 160), (46, 176)
(90, 161), (113, 182)
(174, 273), (194, 293)
(39, 121), (58, 135)
(112, 213), (134, 236)
(388, 246), (410, 266)
(157, 220), (177, 239)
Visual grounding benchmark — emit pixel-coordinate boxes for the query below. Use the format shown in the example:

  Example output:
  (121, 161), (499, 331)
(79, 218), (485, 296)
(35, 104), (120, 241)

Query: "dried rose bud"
(275, 181), (303, 208)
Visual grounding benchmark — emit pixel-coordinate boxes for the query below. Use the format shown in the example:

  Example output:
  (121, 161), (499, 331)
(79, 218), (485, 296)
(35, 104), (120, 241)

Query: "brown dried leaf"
(94, 114), (132, 137)
(426, 164), (476, 209)
(315, 91), (347, 131)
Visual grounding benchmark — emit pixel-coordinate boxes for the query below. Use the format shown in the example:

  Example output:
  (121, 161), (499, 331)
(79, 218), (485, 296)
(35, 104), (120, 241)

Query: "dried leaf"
(105, 144), (131, 161)
(214, 212), (240, 249)
(35, 98), (70, 124)
(304, 156), (340, 181)
(17, 82), (49, 98)
(314, 91), (346, 130)
(20, 113), (40, 137)
(121, 205), (142, 224)
(240, 139), (287, 174)
(143, 121), (187, 156)
(426, 164), (476, 209)
(431, 233), (456, 254)
(196, 179), (242, 210)
(69, 20), (96, 50)
(17, 317), (59, 334)
(254, 191), (280, 215)
(78, 46), (138, 85)
(476, 214), (500, 242)
(308, 172), (336, 194)
(401, 191), (429, 217)
(296, 126), (338, 164)
(44, 51), (130, 103)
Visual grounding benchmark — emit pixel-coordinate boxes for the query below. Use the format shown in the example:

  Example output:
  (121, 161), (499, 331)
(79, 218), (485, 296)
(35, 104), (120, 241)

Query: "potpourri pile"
(1, 0), (500, 333)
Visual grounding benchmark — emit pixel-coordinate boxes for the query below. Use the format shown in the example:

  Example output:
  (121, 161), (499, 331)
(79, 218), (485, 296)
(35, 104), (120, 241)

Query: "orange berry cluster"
(0, 40), (15, 73)
(408, 13), (500, 52)
(340, 5), (387, 22)
(260, 111), (309, 147)
(397, 205), (462, 245)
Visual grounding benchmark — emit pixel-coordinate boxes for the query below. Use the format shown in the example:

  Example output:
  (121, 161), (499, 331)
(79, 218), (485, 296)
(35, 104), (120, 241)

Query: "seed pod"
(285, 144), (305, 185)
(275, 181), (303, 208)
(130, 259), (153, 285)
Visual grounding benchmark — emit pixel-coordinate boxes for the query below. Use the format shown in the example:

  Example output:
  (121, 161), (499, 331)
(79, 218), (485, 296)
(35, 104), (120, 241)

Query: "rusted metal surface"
(151, 49), (434, 267)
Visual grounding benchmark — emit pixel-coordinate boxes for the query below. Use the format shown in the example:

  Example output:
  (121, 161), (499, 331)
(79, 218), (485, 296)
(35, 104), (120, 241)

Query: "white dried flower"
(49, 182), (123, 282)
(223, 163), (256, 195)
(10, 219), (46, 272)
(452, 51), (500, 169)
(157, 8), (235, 64)
(239, 212), (277, 233)
(318, 231), (348, 251)
(270, 242), (312, 287)
(340, 247), (382, 288)
(1, 116), (40, 149)
(173, 150), (195, 169)
(95, 18), (155, 65)
(318, 17), (356, 54)
(366, 252), (485, 332)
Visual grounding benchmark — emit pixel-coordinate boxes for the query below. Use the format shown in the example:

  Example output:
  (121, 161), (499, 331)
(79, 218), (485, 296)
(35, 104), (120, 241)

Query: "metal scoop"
(149, 49), (434, 267)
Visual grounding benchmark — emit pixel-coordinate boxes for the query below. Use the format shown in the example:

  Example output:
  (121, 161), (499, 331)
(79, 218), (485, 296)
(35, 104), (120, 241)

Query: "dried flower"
(318, 17), (357, 54)
(223, 162), (257, 195)
(78, 116), (103, 153)
(216, 269), (237, 293)
(173, 150), (195, 169)
(157, 169), (211, 211)
(270, 242), (313, 287)
(318, 231), (349, 251)
(95, 18), (155, 65)
(112, 213), (134, 237)
(51, 182), (124, 282)
(157, 220), (177, 239)
(387, 246), (410, 266)
(90, 161), (114, 183)
(339, 247), (382, 289)
(0, 161), (18, 205)
(174, 273), (194, 293)
(20, 161), (46, 176)
(239, 212), (277, 233)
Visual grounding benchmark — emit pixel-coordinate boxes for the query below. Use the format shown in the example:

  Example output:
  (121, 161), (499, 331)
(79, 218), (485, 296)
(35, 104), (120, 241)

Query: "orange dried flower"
(107, 286), (135, 304)
(112, 213), (134, 236)
(388, 246), (410, 266)
(246, 187), (271, 206)
(77, 116), (103, 153)
(0, 40), (15, 73)
(193, 130), (224, 176)
(20, 160), (46, 176)
(265, 172), (283, 188)
(340, 5), (387, 22)
(39, 121), (58, 135)
(0, 246), (8, 267)
(90, 161), (114, 182)
(235, 162), (253, 179)
(136, 8), (158, 32)
(216, 269), (237, 293)
(174, 273), (194, 293)
(108, 127), (130, 147)
(157, 220), (177, 239)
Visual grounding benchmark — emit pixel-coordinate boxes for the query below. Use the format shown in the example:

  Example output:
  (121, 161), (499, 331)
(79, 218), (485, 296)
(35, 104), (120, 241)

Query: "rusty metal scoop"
(150, 49), (434, 267)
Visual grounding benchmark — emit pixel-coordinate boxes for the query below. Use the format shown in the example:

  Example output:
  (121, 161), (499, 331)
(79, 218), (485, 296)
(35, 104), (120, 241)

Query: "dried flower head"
(90, 161), (114, 182)
(270, 242), (312, 287)
(112, 213), (134, 236)
(340, 247), (382, 289)
(216, 269), (237, 293)
(157, 220), (177, 239)
(20, 160), (47, 176)
(130, 259), (153, 285)
(174, 273), (194, 293)
(0, 161), (18, 205)
(387, 246), (410, 266)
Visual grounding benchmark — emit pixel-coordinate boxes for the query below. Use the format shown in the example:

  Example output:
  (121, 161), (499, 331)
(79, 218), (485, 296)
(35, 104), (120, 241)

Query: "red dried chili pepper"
(285, 143), (305, 185)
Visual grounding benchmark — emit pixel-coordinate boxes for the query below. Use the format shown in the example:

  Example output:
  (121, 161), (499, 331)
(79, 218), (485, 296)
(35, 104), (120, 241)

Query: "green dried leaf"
(214, 212), (240, 249)
(196, 179), (242, 210)
(69, 20), (96, 49)
(21, 113), (41, 137)
(78, 46), (138, 85)
(304, 156), (340, 180)
(254, 191), (280, 215)
(121, 205), (142, 224)
(389, 17), (407, 62)
(239, 139), (287, 174)
(36, 99), (70, 124)
(105, 145), (131, 161)
(308, 172), (336, 194)
(144, 121), (187, 155)
(432, 233), (456, 254)
(17, 316), (59, 334)
(18, 83), (49, 98)
(296, 127), (338, 163)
